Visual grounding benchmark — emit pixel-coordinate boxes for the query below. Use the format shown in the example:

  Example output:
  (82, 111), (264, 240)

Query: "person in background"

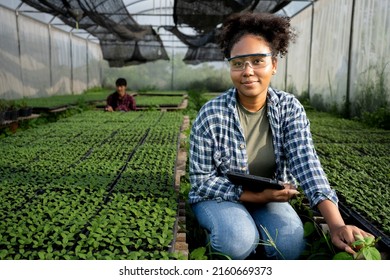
(188, 12), (373, 260)
(105, 78), (136, 112)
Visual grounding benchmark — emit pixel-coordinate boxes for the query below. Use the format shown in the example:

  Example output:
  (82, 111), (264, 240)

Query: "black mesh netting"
(21, 0), (169, 67)
(21, 0), (290, 66)
(171, 0), (290, 64)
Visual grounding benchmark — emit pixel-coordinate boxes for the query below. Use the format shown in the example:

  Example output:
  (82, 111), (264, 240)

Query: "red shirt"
(106, 92), (136, 111)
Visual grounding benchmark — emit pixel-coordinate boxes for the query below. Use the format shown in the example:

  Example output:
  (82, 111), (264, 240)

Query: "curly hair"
(218, 12), (296, 58)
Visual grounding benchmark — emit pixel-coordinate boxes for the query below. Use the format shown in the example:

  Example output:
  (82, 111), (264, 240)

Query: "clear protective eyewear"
(227, 53), (273, 71)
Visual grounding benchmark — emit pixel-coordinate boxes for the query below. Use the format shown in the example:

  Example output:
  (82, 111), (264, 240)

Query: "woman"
(188, 12), (372, 260)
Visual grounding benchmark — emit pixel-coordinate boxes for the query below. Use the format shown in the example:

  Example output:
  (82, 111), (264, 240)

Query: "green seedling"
(333, 234), (381, 260)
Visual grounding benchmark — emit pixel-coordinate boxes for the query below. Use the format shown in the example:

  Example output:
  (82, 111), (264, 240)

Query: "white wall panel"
(0, 5), (104, 100)
(271, 56), (287, 91)
(0, 8), (23, 99)
(71, 35), (88, 93)
(287, 5), (312, 97)
(309, 0), (353, 111)
(87, 41), (103, 88)
(349, 0), (390, 113)
(18, 15), (51, 97)
(50, 28), (72, 94)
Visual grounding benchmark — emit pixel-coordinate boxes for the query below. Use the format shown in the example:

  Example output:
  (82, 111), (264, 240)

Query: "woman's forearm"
(317, 199), (345, 233)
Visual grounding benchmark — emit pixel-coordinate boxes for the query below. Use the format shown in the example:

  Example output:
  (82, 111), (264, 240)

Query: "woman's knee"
(192, 200), (259, 260)
(251, 202), (306, 259)
(261, 222), (305, 259)
(209, 223), (259, 260)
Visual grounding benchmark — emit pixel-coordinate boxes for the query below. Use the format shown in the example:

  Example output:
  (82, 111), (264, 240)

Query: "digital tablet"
(227, 171), (284, 190)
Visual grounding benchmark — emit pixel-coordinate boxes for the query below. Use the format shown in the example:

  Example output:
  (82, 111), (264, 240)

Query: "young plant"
(257, 225), (285, 260)
(189, 242), (232, 260)
(333, 234), (381, 260)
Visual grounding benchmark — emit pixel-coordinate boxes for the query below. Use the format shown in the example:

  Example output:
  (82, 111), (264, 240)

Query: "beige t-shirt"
(237, 101), (276, 178)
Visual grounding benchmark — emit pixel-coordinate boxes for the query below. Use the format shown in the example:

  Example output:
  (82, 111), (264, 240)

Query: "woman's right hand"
(239, 184), (299, 204)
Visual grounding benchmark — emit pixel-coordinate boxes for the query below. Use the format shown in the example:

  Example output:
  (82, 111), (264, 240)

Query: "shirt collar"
(266, 87), (279, 106)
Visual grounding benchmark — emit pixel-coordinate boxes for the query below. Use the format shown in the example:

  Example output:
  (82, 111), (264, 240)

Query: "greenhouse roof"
(1, 0), (313, 66)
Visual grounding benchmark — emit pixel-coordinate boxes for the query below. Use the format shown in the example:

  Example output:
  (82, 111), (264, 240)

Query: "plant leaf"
(332, 252), (354, 260)
(303, 221), (315, 237)
(190, 247), (208, 260)
(362, 247), (381, 260)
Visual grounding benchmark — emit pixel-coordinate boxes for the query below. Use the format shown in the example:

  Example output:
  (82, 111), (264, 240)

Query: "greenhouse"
(0, 0), (389, 268)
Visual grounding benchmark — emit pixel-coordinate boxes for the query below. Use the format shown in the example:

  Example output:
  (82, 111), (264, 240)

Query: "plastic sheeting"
(349, 0), (390, 113)
(271, 4), (313, 95)
(19, 16), (51, 97)
(71, 36), (88, 93)
(310, 0), (352, 110)
(271, 0), (390, 116)
(0, 7), (24, 99)
(285, 6), (312, 96)
(50, 30), (72, 94)
(0, 5), (103, 99)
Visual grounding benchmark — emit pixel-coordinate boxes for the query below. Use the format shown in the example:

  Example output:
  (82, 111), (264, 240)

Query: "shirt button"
(239, 143), (245, 149)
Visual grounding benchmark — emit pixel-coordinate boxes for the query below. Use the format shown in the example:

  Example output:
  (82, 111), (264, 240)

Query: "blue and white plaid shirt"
(188, 87), (338, 208)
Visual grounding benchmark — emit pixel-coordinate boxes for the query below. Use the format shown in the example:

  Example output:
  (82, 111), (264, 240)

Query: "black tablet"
(227, 171), (284, 190)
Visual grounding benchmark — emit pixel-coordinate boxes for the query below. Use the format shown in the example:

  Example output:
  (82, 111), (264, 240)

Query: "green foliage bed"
(0, 110), (184, 260)
(21, 89), (111, 109)
(1, 90), (389, 260)
(308, 110), (390, 236)
(17, 90), (186, 110)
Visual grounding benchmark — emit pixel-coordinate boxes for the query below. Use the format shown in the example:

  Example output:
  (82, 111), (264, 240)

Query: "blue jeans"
(191, 200), (305, 260)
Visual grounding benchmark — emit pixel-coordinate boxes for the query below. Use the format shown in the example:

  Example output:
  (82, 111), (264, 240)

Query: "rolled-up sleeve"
(283, 99), (338, 208)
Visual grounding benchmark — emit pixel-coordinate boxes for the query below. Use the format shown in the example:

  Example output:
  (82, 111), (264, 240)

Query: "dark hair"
(218, 12), (296, 58)
(115, 78), (127, 86)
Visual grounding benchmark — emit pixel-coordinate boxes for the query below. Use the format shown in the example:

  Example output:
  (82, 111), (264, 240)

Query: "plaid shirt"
(188, 87), (338, 208)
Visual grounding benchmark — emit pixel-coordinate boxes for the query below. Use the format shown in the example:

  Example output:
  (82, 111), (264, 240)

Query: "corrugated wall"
(0, 5), (104, 100)
(0, 6), (24, 99)
(310, 0), (352, 111)
(272, 0), (390, 116)
(349, 0), (390, 115)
